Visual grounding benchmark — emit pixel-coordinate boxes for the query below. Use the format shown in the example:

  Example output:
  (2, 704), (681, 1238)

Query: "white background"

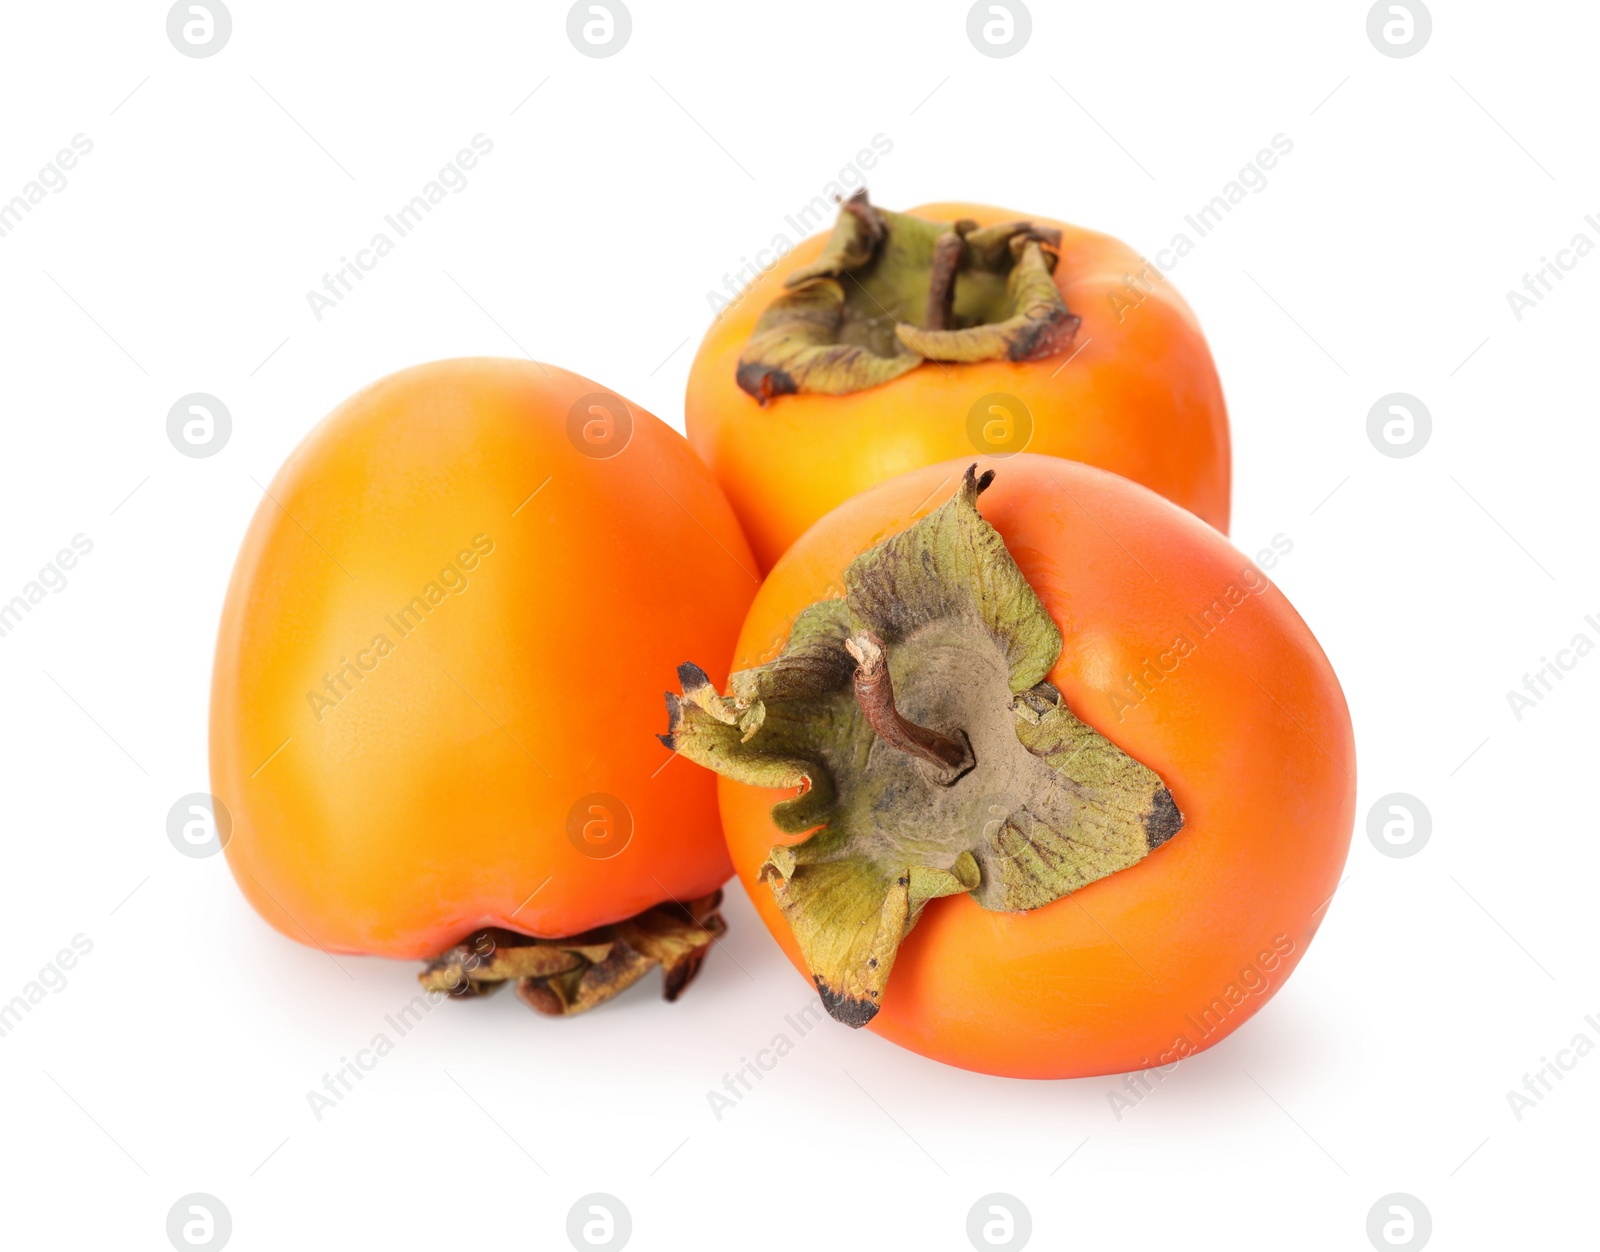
(1, 2), (1595, 1249)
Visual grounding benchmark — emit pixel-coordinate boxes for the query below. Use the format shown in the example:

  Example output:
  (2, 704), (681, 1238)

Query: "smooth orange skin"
(210, 359), (757, 959)
(687, 202), (1231, 572)
(719, 455), (1353, 1079)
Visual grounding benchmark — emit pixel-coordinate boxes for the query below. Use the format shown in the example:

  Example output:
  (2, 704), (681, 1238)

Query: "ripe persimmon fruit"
(665, 455), (1353, 1077)
(687, 192), (1231, 571)
(210, 359), (757, 1013)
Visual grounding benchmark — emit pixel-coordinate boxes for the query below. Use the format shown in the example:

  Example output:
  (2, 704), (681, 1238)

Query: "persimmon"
(686, 192), (1231, 571)
(210, 358), (757, 1013)
(665, 456), (1353, 1077)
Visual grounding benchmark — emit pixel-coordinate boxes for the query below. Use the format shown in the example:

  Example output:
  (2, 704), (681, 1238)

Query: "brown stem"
(924, 230), (964, 331)
(845, 632), (972, 781)
(840, 188), (886, 251)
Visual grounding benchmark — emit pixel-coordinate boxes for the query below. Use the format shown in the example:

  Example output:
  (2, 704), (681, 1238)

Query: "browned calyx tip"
(662, 661), (715, 745)
(420, 892), (727, 1017)
(845, 631), (974, 783)
(1145, 786), (1184, 849)
(815, 977), (879, 1028)
(963, 463), (996, 498)
(677, 661), (713, 694)
(735, 360), (796, 404)
(1005, 306), (1081, 363)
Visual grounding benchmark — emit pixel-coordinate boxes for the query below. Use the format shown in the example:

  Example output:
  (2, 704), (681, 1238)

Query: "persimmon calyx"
(661, 467), (1182, 1028)
(735, 190), (1081, 401)
(419, 891), (726, 1016)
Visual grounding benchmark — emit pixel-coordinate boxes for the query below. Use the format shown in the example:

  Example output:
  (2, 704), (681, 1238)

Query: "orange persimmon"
(665, 455), (1352, 1077)
(687, 193), (1231, 571)
(210, 359), (757, 1012)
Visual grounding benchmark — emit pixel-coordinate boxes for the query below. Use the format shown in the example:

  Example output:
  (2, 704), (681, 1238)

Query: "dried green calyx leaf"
(735, 191), (1080, 401)
(419, 892), (726, 1016)
(662, 468), (1182, 1028)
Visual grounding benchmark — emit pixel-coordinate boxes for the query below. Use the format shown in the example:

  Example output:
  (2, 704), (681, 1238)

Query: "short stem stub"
(846, 632), (973, 783)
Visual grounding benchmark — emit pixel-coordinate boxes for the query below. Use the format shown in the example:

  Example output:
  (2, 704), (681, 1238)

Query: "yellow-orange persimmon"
(687, 194), (1230, 571)
(210, 359), (757, 1006)
(667, 455), (1352, 1078)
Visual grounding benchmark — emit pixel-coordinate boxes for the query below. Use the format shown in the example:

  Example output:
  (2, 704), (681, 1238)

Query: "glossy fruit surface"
(687, 198), (1231, 571)
(211, 358), (757, 959)
(709, 454), (1352, 1078)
